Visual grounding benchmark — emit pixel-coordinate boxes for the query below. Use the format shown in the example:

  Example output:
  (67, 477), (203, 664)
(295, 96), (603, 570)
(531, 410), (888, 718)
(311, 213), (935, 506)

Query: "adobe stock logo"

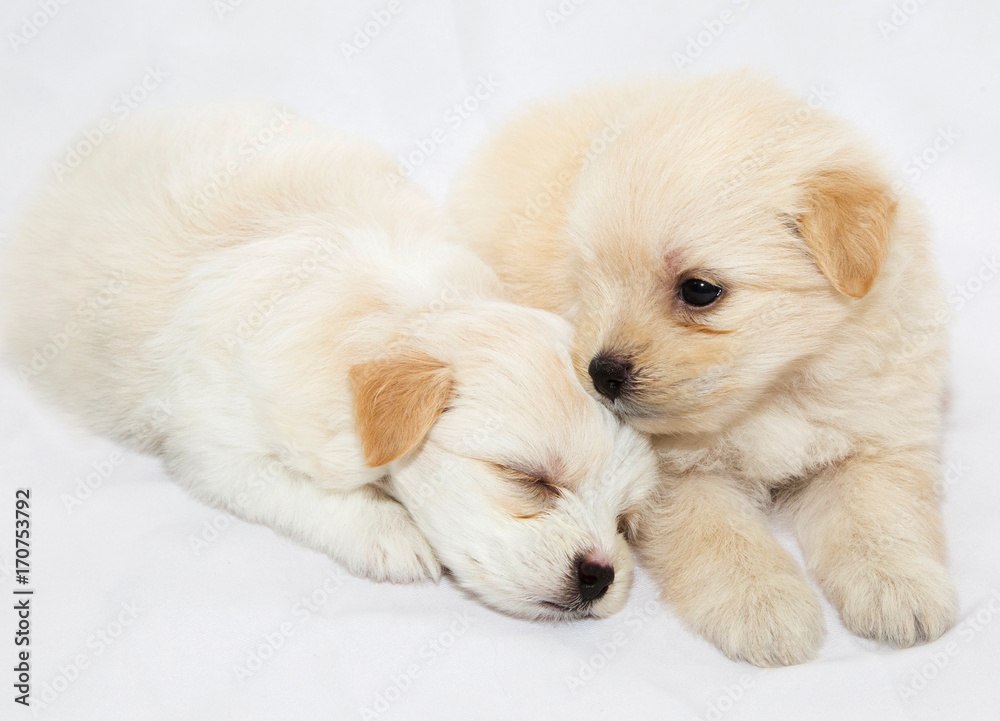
(897, 590), (1000, 702)
(878, 0), (930, 39)
(386, 75), (501, 188)
(7, 0), (71, 54)
(340, 0), (403, 61)
(52, 65), (169, 181)
(546, 0), (588, 29)
(892, 127), (960, 191)
(672, 0), (752, 70)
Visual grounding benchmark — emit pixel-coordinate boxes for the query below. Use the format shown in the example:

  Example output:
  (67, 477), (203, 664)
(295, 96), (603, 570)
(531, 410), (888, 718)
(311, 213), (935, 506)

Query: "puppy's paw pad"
(835, 561), (957, 647)
(698, 575), (826, 667)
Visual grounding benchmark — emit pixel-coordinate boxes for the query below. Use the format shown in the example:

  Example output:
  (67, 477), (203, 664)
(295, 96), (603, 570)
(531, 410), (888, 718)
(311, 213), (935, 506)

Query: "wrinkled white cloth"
(1, 1), (997, 719)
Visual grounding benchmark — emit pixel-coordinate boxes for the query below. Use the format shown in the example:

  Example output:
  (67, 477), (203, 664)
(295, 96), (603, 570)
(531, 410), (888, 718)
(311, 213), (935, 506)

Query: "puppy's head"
(564, 73), (898, 436)
(350, 306), (658, 620)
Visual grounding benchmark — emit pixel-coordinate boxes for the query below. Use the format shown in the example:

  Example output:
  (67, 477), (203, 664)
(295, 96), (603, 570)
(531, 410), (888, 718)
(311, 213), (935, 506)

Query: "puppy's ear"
(349, 351), (453, 468)
(796, 168), (897, 299)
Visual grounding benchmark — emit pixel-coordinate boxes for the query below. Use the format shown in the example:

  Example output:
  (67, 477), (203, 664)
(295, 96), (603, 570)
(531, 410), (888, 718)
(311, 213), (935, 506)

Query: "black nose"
(576, 557), (615, 603)
(588, 355), (631, 401)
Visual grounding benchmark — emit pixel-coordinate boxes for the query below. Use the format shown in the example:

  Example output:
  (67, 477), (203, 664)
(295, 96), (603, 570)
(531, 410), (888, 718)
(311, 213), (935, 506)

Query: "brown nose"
(576, 556), (615, 602)
(588, 355), (631, 401)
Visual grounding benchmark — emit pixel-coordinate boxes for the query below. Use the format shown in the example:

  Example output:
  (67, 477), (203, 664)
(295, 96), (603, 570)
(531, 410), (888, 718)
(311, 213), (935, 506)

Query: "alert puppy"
(1, 103), (659, 621)
(452, 72), (958, 663)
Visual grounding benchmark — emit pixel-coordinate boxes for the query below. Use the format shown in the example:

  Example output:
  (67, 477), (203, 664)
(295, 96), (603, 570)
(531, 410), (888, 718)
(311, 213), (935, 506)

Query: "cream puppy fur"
(1, 102), (660, 621)
(452, 72), (957, 663)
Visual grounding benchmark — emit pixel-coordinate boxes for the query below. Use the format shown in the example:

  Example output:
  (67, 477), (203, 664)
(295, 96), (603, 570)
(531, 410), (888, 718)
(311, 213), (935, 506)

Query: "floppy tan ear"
(796, 168), (897, 299)
(349, 351), (453, 468)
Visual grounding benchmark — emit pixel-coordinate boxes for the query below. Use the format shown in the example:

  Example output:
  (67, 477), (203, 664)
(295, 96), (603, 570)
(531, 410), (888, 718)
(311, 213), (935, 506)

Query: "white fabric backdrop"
(1, 1), (998, 719)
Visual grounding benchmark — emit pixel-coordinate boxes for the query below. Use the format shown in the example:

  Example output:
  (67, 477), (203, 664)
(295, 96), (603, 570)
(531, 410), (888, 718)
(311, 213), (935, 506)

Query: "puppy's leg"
(174, 454), (442, 583)
(253, 481), (443, 585)
(637, 474), (825, 667)
(790, 449), (957, 646)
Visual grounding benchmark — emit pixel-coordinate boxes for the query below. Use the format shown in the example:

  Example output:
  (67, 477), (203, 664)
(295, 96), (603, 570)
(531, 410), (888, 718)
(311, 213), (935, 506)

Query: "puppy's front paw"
(830, 557), (957, 647)
(690, 572), (826, 667)
(352, 503), (442, 584)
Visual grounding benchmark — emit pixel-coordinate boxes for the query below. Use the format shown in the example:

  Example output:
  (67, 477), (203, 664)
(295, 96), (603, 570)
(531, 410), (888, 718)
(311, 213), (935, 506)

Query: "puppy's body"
(2, 103), (659, 620)
(453, 73), (956, 664)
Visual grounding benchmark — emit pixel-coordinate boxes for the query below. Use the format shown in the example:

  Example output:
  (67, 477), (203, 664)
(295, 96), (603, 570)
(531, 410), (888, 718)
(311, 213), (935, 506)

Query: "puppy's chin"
(614, 411), (672, 437)
(496, 585), (630, 622)
(535, 596), (626, 622)
(589, 393), (698, 437)
(448, 558), (633, 622)
(589, 382), (744, 438)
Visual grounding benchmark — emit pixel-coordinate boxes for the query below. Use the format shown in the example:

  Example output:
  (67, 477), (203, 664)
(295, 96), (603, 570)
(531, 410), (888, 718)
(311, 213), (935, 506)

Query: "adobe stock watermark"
(188, 454), (291, 554)
(213, 0), (245, 20)
(218, 235), (347, 353)
(934, 457), (970, 497)
(672, 0), (752, 70)
(60, 449), (125, 513)
(565, 598), (661, 692)
(359, 611), (477, 719)
(699, 674), (755, 721)
(129, 395), (175, 450)
(386, 75), (501, 188)
(7, 0), (72, 54)
(218, 231), (471, 358)
(16, 270), (129, 387)
(546, 0), (588, 29)
(878, 0), (930, 39)
(897, 589), (1000, 702)
(56, 398), (169, 514)
(947, 250), (999, 311)
(233, 571), (348, 682)
(30, 599), (141, 715)
(52, 65), (169, 181)
(510, 116), (627, 233)
(892, 126), (960, 193)
(180, 105), (295, 220)
(340, 0), (402, 61)
(892, 248), (999, 364)
(406, 408), (507, 511)
(719, 83), (833, 194)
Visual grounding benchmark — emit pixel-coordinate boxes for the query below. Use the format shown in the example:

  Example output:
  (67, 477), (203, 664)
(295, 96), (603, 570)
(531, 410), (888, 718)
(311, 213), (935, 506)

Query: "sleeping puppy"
(451, 72), (958, 663)
(0, 102), (659, 621)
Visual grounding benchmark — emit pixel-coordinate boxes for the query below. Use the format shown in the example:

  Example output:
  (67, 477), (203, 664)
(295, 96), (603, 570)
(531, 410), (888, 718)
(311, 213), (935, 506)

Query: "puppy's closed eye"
(617, 508), (642, 544)
(492, 464), (560, 517)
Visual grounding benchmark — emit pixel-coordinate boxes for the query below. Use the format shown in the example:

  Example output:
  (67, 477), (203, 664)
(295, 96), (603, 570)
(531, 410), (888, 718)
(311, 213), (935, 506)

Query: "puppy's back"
(0, 102), (435, 443)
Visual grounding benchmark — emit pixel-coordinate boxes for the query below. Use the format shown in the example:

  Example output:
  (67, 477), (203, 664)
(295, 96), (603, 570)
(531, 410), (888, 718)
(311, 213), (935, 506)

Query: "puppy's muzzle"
(588, 354), (632, 402)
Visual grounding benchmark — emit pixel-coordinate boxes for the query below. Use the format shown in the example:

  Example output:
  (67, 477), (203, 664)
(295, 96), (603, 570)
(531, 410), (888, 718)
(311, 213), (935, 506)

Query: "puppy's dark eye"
(679, 278), (723, 307)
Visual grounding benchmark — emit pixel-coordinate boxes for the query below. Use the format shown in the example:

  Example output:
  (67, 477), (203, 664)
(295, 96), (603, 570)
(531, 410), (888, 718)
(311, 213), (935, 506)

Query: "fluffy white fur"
(1, 102), (659, 621)
(451, 72), (958, 663)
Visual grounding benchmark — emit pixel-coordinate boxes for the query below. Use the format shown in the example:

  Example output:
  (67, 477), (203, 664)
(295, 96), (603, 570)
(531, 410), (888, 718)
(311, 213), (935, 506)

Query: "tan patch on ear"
(797, 168), (897, 298)
(349, 352), (453, 468)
